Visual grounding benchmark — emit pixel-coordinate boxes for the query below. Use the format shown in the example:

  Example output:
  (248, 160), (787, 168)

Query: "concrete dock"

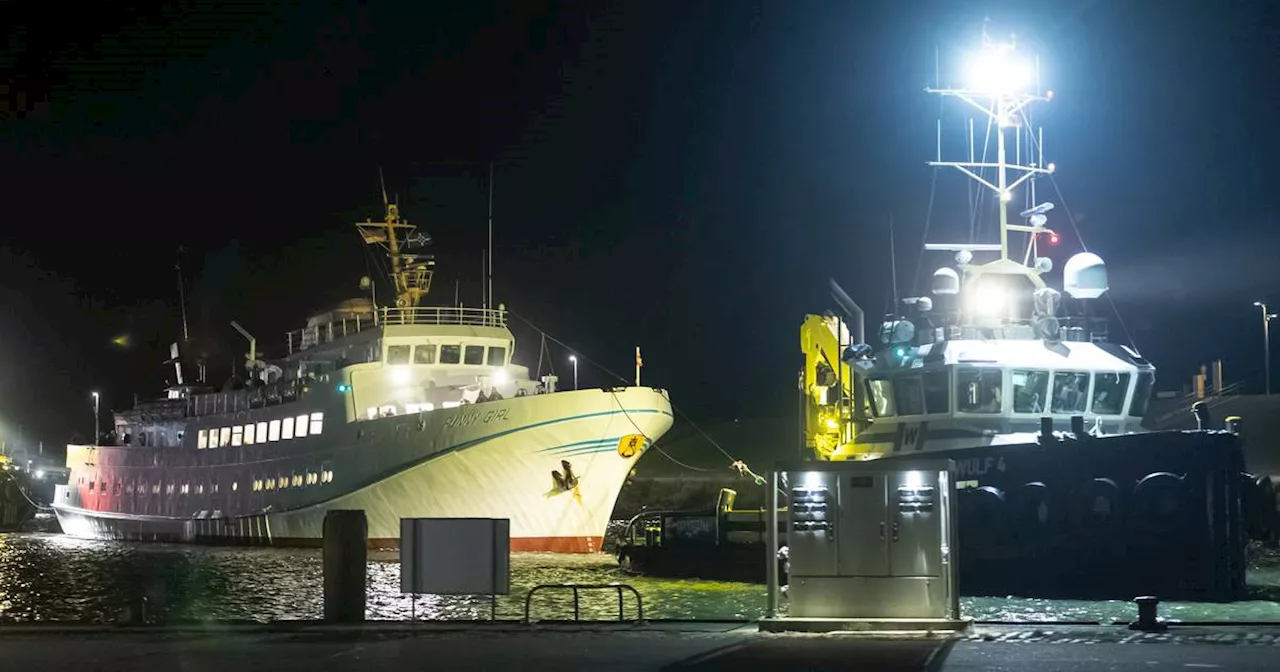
(3, 621), (1280, 670)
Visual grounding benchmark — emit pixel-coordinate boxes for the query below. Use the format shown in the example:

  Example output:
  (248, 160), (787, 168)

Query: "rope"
(507, 311), (768, 486)
(911, 167), (939, 296)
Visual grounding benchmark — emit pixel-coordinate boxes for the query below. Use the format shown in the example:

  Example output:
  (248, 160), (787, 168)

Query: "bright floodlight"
(492, 369), (509, 385)
(973, 285), (1006, 316)
(965, 45), (1033, 93)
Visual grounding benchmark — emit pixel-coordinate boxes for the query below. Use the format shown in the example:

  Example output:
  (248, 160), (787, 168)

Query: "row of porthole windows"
(82, 470), (336, 498)
(197, 412), (324, 449)
(251, 468), (335, 492)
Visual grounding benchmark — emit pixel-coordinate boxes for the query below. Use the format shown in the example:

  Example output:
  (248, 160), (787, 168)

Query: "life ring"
(1132, 472), (1186, 536)
(1010, 482), (1055, 546)
(1069, 477), (1123, 535)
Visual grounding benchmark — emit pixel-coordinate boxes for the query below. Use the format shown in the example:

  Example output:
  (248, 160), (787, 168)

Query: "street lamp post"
(1256, 302), (1277, 396)
(569, 355), (578, 391)
(91, 391), (100, 444)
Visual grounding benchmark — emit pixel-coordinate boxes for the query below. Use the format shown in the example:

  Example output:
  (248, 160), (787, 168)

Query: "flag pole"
(635, 346), (642, 387)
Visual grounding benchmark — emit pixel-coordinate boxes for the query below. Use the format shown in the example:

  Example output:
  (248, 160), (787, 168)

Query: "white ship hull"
(54, 387), (673, 552)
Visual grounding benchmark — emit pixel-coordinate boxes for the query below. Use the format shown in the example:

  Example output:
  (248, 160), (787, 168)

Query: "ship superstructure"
(53, 184), (673, 551)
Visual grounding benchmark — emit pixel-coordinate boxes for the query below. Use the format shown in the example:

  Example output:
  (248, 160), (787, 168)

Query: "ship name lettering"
(444, 408), (510, 429)
(955, 456), (1007, 478)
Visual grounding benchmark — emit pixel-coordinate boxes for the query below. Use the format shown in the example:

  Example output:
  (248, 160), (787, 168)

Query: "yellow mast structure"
(355, 173), (435, 309)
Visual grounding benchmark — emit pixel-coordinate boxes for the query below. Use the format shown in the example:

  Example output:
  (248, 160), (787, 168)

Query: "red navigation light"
(1047, 232), (1060, 245)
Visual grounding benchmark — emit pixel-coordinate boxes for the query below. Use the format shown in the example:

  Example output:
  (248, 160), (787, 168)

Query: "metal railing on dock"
(523, 583), (644, 623)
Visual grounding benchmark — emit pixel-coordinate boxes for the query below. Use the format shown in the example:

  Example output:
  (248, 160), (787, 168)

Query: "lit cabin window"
(1091, 372), (1130, 415)
(268, 420), (281, 441)
(231, 481), (238, 492)
(464, 345), (485, 365)
(1130, 372), (1155, 418)
(957, 368), (1002, 414)
(1012, 370), (1051, 414)
(197, 430), (209, 449)
(893, 376), (925, 416)
(253, 479), (262, 492)
(414, 345), (437, 364)
(244, 423), (256, 444)
(181, 484), (189, 495)
(439, 345), (461, 364)
(282, 416), (295, 440)
(1050, 372), (1089, 414)
(405, 402), (434, 414)
(294, 414), (309, 438)
(256, 422), (268, 442)
(265, 478), (275, 491)
(310, 412), (324, 435)
(486, 346), (506, 366)
(209, 429), (221, 449)
(219, 427), (231, 446)
(196, 483), (204, 495)
(867, 380), (894, 417)
(387, 345), (411, 364)
(291, 474), (303, 487)
(231, 426), (243, 447)
(922, 370), (949, 414)
(278, 476), (288, 489)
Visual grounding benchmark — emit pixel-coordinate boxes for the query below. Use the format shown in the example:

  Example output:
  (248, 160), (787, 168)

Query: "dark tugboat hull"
(618, 428), (1275, 601)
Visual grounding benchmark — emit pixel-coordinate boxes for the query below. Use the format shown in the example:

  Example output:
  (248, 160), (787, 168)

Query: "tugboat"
(617, 27), (1280, 600)
(53, 181), (674, 552)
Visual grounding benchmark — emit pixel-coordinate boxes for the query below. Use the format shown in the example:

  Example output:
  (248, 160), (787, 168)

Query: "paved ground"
(2, 622), (1280, 670)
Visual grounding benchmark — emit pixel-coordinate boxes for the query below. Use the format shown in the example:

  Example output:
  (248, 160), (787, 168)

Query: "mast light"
(965, 45), (1033, 93)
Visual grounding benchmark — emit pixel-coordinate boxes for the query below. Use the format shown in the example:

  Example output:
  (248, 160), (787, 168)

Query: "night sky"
(0, 1), (1277, 454)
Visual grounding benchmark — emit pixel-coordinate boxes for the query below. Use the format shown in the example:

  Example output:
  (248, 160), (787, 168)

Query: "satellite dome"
(931, 267), (960, 295)
(1063, 252), (1108, 299)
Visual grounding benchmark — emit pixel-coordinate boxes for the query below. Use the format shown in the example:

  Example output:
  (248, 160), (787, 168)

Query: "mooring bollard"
(1039, 417), (1054, 442)
(1069, 415), (1085, 437)
(323, 509), (368, 623)
(1129, 595), (1167, 632)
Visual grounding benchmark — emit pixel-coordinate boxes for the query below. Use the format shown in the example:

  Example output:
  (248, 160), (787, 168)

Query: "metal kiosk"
(760, 459), (969, 633)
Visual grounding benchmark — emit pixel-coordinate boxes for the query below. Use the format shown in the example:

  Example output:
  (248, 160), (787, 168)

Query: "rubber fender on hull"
(1068, 478), (1123, 536)
(1009, 482), (1055, 546)
(958, 486), (1007, 548)
(1131, 472), (1187, 536)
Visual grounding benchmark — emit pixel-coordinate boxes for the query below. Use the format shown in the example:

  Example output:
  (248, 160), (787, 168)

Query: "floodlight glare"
(965, 47), (1033, 93)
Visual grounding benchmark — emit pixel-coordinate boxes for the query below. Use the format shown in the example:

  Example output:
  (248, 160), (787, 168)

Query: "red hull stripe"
(272, 535), (605, 554)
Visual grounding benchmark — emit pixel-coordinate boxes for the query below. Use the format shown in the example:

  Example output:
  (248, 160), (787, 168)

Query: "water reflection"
(1, 533), (1278, 623)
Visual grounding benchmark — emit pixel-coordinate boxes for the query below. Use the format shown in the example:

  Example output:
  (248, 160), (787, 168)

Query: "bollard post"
(1069, 415), (1085, 437)
(1225, 415), (1243, 436)
(1128, 595), (1167, 632)
(1192, 401), (1211, 431)
(324, 509), (368, 623)
(1039, 417), (1054, 443)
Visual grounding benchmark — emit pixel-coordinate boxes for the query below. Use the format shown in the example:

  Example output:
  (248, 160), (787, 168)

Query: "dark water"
(2, 531), (1279, 623)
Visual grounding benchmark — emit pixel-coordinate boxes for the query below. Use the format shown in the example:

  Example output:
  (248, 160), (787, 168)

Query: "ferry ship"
(616, 26), (1280, 599)
(53, 189), (673, 552)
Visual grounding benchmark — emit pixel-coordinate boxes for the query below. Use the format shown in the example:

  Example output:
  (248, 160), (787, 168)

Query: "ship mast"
(925, 25), (1057, 321)
(356, 170), (435, 309)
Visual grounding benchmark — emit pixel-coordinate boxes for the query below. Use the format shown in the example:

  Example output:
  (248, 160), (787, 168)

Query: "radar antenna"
(356, 169), (436, 309)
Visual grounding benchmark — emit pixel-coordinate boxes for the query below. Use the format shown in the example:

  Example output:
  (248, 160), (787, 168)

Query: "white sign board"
(400, 518), (510, 595)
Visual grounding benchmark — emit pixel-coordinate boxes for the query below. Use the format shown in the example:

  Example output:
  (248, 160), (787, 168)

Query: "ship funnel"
(1064, 252), (1108, 299)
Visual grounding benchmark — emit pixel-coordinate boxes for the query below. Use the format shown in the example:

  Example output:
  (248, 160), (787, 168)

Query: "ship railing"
(523, 583), (644, 623)
(285, 306), (507, 354)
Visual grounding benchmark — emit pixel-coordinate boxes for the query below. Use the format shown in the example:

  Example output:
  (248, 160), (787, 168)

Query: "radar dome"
(931, 267), (960, 295)
(1063, 252), (1108, 299)
(1034, 256), (1053, 274)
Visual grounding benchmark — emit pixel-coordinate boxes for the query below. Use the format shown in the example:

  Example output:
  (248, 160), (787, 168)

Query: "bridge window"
(440, 345), (461, 364)
(1050, 371), (1089, 414)
(294, 414), (309, 438)
(464, 345), (485, 365)
(922, 370), (949, 414)
(1012, 369), (1051, 414)
(197, 430), (208, 449)
(310, 412), (324, 435)
(282, 416), (295, 440)
(1091, 372), (1130, 415)
(387, 345), (411, 364)
(219, 427), (231, 447)
(209, 429), (221, 449)
(486, 346), (507, 367)
(231, 426), (243, 447)
(1129, 372), (1155, 417)
(893, 376), (924, 416)
(256, 422), (268, 443)
(957, 368), (1002, 413)
(268, 419), (281, 441)
(244, 423), (256, 445)
(868, 380), (894, 417)
(414, 344), (437, 364)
